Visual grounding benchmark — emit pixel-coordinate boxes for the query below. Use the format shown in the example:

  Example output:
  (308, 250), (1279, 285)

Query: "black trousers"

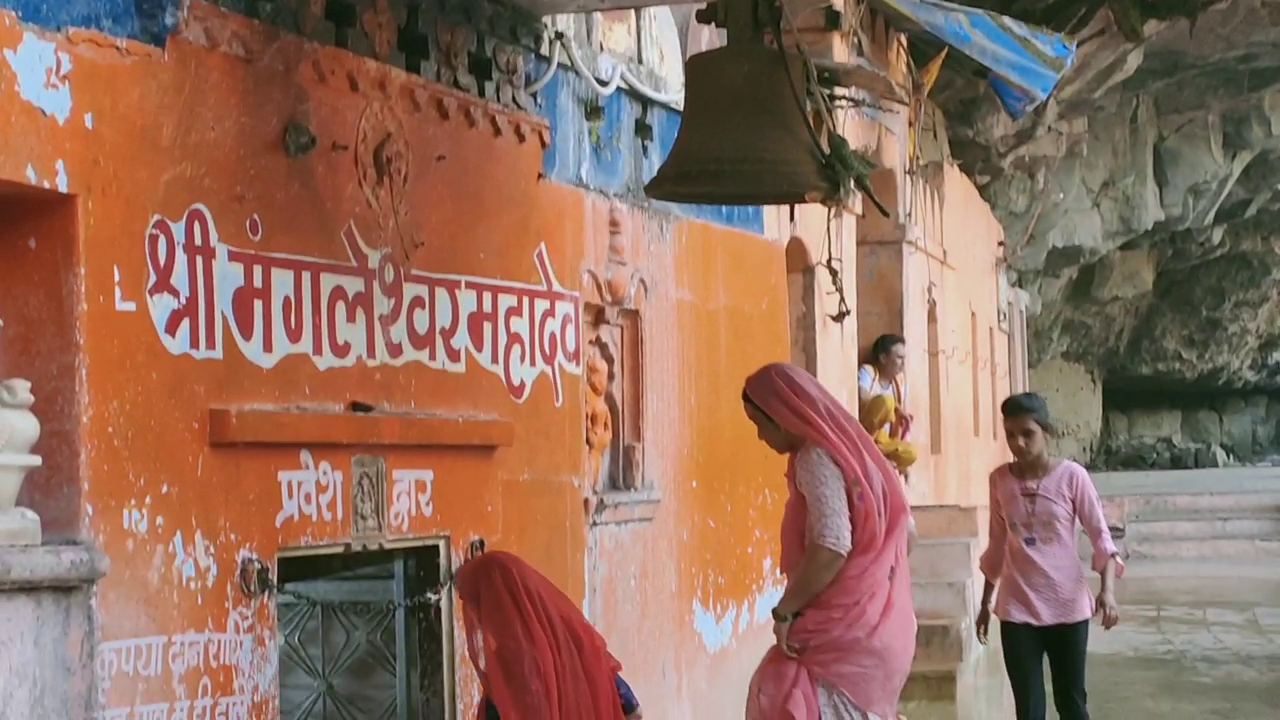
(1000, 619), (1090, 720)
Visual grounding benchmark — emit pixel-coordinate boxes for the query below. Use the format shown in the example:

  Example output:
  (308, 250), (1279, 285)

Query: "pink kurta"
(979, 461), (1124, 626)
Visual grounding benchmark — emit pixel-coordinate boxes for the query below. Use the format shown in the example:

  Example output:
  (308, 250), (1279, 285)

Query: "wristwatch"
(771, 605), (802, 623)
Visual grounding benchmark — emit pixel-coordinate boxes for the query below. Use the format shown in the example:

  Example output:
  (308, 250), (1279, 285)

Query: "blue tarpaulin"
(871, 0), (1077, 120)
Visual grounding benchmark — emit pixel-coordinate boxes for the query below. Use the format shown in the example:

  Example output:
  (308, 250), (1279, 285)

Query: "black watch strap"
(771, 605), (801, 623)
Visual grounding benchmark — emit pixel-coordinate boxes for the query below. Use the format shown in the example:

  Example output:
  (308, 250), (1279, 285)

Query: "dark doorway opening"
(277, 543), (451, 719)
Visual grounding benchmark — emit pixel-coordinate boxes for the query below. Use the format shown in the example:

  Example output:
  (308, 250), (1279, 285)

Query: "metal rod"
(394, 554), (412, 719)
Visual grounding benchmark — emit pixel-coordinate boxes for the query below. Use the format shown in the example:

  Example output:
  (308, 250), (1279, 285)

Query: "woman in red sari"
(742, 362), (917, 719)
(454, 550), (642, 720)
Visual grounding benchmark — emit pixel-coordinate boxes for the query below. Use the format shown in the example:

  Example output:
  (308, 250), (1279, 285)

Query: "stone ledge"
(0, 544), (108, 591)
(913, 505), (981, 539)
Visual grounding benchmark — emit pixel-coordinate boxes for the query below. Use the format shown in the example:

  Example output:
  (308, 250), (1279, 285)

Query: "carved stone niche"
(582, 207), (657, 526)
(351, 454), (388, 547)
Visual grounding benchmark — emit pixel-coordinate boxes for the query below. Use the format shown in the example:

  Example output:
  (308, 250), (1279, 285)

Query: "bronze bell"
(644, 43), (838, 206)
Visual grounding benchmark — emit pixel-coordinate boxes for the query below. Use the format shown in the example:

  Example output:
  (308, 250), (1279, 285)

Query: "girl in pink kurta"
(978, 393), (1123, 720)
(741, 363), (917, 720)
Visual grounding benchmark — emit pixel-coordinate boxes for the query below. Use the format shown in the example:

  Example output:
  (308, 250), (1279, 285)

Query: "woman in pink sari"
(742, 363), (917, 720)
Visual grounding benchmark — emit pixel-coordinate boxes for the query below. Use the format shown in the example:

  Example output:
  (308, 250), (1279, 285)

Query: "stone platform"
(1085, 466), (1280, 562)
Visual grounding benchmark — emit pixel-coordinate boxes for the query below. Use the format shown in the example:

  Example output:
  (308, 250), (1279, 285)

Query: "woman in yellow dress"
(857, 334), (917, 474)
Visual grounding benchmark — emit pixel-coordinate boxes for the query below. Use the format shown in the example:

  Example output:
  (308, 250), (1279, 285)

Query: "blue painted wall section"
(532, 57), (764, 236)
(0, 1), (761, 235)
(0, 0), (180, 46)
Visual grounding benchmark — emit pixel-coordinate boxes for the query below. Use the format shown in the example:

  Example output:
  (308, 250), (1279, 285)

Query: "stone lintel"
(0, 544), (108, 592)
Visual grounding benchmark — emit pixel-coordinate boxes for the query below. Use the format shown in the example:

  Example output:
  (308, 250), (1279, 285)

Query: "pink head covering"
(743, 362), (917, 719)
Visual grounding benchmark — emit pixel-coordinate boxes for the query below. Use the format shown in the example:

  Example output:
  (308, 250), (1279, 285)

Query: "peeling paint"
(53, 159), (67, 191)
(123, 496), (150, 537)
(691, 561), (785, 653)
(113, 265), (137, 311)
(170, 529), (218, 591)
(3, 31), (74, 125)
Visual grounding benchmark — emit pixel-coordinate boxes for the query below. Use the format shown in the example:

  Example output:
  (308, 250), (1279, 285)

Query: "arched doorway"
(786, 236), (818, 375)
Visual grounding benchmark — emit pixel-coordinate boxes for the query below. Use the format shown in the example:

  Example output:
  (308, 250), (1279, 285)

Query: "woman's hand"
(975, 604), (992, 645)
(772, 620), (799, 657)
(1095, 589), (1120, 629)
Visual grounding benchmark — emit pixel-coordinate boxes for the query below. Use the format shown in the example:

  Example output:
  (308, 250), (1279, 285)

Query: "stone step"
(901, 666), (961, 704)
(1122, 491), (1280, 521)
(1126, 514), (1280, 542)
(911, 538), (978, 582)
(912, 577), (974, 619)
(1126, 536), (1280, 561)
(902, 612), (1016, 720)
(897, 697), (970, 720)
(901, 644), (1011, 720)
(913, 616), (973, 669)
(912, 505), (981, 540)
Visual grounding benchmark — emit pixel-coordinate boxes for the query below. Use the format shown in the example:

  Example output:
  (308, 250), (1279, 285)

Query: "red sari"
(455, 551), (626, 720)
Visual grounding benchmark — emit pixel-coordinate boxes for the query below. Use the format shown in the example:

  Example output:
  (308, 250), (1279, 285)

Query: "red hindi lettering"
(404, 274), (465, 365)
(502, 289), (538, 402)
(466, 282), (504, 368)
(404, 294), (430, 354)
(324, 278), (377, 362)
(559, 301), (582, 368)
(324, 225), (379, 361)
(227, 248), (276, 354)
(535, 295), (564, 399)
(376, 253), (405, 362)
(281, 267), (311, 346)
(308, 264), (325, 357)
(144, 207), (220, 353)
(434, 279), (466, 365)
(531, 245), (580, 370)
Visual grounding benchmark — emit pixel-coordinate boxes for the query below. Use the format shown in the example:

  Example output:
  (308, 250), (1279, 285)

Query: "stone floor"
(1051, 560), (1280, 719)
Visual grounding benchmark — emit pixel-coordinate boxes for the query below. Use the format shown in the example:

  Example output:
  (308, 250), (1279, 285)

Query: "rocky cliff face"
(930, 0), (1280, 390)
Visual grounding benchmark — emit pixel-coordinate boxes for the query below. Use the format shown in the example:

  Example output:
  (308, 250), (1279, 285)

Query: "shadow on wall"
(0, 180), (83, 539)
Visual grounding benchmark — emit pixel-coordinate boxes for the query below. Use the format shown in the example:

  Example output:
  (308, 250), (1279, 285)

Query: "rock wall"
(1030, 359), (1102, 464)
(926, 1), (1280, 394)
(1096, 394), (1280, 470)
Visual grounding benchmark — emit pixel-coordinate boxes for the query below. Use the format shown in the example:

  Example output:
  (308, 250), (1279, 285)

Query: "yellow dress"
(858, 367), (918, 472)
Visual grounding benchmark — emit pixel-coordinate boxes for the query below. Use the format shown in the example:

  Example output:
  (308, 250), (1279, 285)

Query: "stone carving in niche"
(492, 42), (533, 113)
(584, 345), (614, 477)
(351, 454), (388, 542)
(436, 20), (480, 95)
(582, 207), (649, 499)
(0, 319), (43, 546)
(585, 325), (636, 492)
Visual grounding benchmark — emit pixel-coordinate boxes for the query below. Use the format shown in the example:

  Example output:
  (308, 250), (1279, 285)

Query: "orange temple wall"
(0, 3), (1017, 718)
(0, 6), (792, 717)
